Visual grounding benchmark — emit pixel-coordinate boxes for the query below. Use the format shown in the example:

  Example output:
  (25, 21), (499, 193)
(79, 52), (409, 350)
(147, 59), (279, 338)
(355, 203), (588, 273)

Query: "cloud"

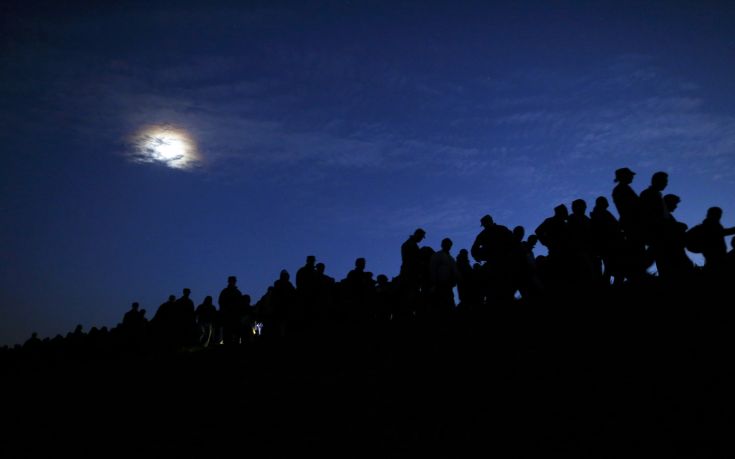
(5, 35), (734, 191)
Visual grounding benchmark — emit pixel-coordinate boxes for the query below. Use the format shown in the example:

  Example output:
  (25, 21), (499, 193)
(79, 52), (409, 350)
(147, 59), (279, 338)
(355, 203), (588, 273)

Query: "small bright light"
(130, 125), (200, 170)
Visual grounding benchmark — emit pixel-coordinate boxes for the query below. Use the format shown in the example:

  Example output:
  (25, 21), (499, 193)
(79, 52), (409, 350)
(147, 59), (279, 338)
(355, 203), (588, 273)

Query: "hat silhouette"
(614, 167), (635, 182)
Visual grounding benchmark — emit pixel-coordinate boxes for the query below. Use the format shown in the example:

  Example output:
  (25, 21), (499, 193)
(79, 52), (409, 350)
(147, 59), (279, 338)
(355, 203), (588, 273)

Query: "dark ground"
(3, 285), (735, 457)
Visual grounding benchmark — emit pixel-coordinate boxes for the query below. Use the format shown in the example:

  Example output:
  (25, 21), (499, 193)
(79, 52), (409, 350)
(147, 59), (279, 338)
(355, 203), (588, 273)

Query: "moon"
(130, 125), (200, 170)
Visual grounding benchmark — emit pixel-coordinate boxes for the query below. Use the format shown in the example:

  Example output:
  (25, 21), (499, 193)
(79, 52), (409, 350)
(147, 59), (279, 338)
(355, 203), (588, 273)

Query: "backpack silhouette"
(685, 224), (706, 253)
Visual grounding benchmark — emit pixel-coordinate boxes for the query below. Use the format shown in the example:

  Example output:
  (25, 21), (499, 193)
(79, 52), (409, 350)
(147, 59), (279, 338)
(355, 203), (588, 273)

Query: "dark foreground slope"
(3, 281), (735, 457)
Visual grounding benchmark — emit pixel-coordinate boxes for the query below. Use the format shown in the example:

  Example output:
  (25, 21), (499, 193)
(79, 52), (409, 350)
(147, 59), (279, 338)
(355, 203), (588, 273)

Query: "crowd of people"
(9, 167), (735, 358)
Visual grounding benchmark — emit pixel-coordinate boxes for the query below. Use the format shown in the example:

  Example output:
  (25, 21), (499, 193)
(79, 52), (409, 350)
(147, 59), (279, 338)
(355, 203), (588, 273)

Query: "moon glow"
(131, 125), (200, 170)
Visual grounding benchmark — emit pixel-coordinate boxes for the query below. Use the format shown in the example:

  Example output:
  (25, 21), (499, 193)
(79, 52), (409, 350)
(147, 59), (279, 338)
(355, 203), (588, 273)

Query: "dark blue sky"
(2, 0), (735, 345)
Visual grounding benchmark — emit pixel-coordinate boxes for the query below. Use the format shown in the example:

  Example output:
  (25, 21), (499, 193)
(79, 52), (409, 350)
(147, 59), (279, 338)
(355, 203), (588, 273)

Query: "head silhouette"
(412, 228), (426, 242)
(355, 258), (366, 271)
(279, 270), (290, 281)
(227, 276), (237, 287)
(182, 288), (191, 298)
(707, 206), (723, 222)
(663, 194), (680, 213)
(131, 302), (139, 311)
(595, 196), (609, 210)
(168, 294), (176, 302)
(480, 214), (494, 229)
(316, 262), (325, 274)
(306, 255), (316, 266)
(571, 199), (587, 215)
(441, 238), (453, 252)
(651, 171), (669, 191)
(554, 204), (569, 219)
(614, 167), (635, 184)
(204, 295), (213, 305)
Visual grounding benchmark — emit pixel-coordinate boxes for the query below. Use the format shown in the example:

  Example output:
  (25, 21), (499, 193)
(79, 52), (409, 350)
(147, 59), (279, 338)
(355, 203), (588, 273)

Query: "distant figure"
(612, 167), (640, 236)
(315, 262), (335, 321)
(535, 204), (570, 264)
(219, 276), (243, 345)
(23, 332), (42, 351)
(657, 194), (693, 279)
(175, 288), (196, 345)
(612, 167), (646, 280)
(153, 295), (177, 325)
(567, 199), (596, 280)
(344, 258), (375, 321)
(122, 302), (146, 330)
(472, 215), (515, 265)
(695, 207), (735, 272)
(195, 296), (218, 347)
(296, 255), (319, 317)
(271, 270), (296, 337)
(400, 228), (426, 291)
(429, 238), (460, 317)
(639, 171), (669, 245)
(152, 294), (178, 347)
(346, 258), (374, 297)
(590, 196), (624, 285)
(176, 288), (195, 314)
(518, 234), (543, 299)
(472, 214), (517, 304)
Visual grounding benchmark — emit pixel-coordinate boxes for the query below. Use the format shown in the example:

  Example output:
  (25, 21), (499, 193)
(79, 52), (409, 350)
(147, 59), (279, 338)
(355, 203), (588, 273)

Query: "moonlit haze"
(132, 125), (200, 170)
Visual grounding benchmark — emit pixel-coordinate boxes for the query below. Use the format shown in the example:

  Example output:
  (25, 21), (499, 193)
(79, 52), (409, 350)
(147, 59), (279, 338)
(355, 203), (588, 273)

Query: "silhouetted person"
(195, 296), (218, 347)
(219, 276), (243, 345)
(517, 234), (543, 299)
(639, 171), (669, 242)
(472, 214), (517, 304)
(152, 294), (178, 348)
(657, 194), (693, 279)
(315, 262), (335, 321)
(122, 302), (145, 330)
(612, 167), (640, 233)
(296, 255), (319, 321)
(430, 238), (459, 318)
(695, 207), (735, 273)
(176, 288), (195, 313)
(568, 199), (597, 281)
(400, 228), (426, 292)
(535, 205), (571, 282)
(590, 196), (624, 285)
(23, 332), (42, 352)
(153, 295), (175, 321)
(175, 288), (196, 346)
(612, 167), (645, 280)
(345, 258), (375, 317)
(271, 270), (296, 337)
(640, 172), (670, 274)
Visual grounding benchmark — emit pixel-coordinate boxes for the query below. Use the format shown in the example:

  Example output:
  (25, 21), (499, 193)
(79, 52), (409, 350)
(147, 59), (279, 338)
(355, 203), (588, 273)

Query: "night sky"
(2, 1), (735, 345)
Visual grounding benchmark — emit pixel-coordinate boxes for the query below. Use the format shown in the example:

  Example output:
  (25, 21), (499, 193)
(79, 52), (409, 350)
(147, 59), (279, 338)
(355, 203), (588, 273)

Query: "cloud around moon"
(129, 125), (201, 170)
